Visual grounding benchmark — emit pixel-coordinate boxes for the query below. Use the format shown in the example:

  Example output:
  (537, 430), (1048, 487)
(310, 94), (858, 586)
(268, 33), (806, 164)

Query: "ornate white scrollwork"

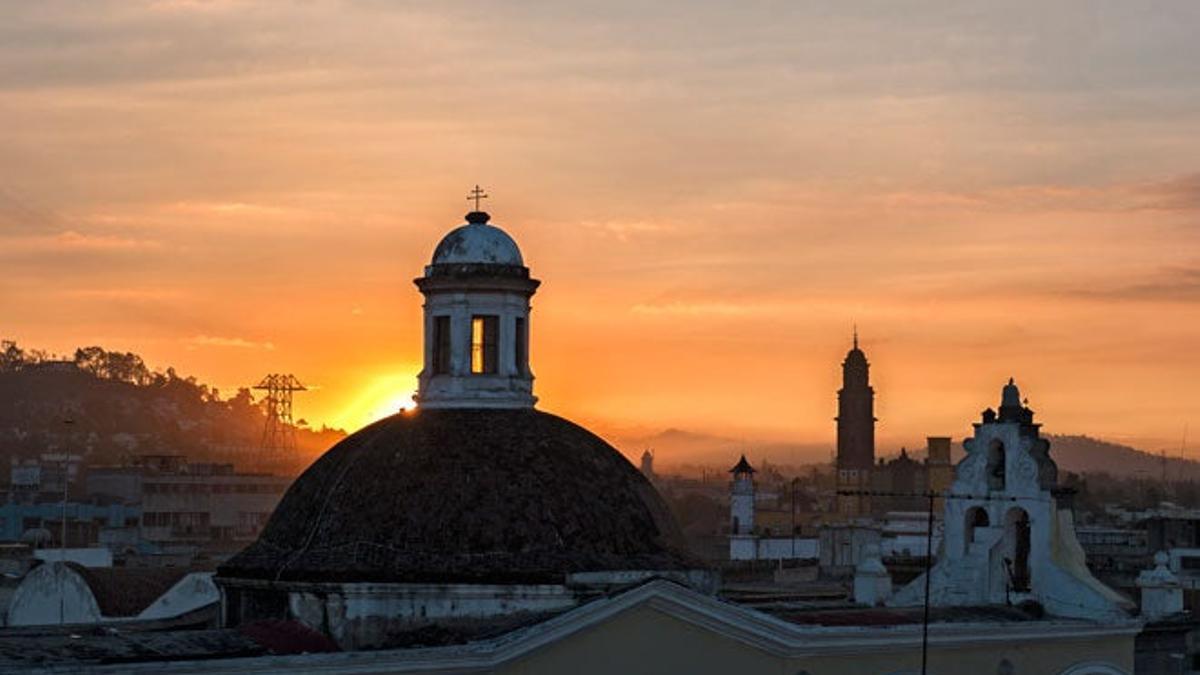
(1015, 449), (1039, 487)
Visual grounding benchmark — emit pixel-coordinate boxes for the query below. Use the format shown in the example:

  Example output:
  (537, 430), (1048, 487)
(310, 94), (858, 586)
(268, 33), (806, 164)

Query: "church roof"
(843, 345), (867, 366)
(842, 328), (868, 366)
(64, 563), (202, 617)
(430, 212), (524, 266)
(729, 455), (756, 474)
(219, 409), (695, 584)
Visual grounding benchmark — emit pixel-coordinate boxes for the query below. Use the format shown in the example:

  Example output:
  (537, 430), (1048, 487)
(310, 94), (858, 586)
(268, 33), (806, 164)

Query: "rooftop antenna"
(60, 417), (74, 625)
(1183, 424), (1190, 480)
(839, 487), (1024, 675)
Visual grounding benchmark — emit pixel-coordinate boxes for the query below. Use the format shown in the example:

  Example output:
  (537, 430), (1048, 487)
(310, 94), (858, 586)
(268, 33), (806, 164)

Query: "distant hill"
(608, 424), (1198, 481)
(4, 341), (1186, 483)
(607, 427), (830, 475)
(1048, 434), (1200, 480)
(0, 341), (344, 476)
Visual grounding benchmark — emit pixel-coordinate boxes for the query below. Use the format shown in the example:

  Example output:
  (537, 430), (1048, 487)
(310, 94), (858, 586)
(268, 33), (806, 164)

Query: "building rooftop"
(762, 603), (1041, 628)
(729, 455), (756, 474)
(64, 562), (212, 617)
(0, 579), (1138, 674)
(0, 626), (276, 672)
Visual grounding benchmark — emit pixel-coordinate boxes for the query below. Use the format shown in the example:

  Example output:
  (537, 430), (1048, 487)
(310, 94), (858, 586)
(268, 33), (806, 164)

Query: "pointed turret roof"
(729, 454), (756, 474)
(844, 328), (868, 366)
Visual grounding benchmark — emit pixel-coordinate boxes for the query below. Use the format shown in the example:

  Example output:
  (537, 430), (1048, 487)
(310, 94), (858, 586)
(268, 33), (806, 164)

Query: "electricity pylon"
(253, 374), (306, 457)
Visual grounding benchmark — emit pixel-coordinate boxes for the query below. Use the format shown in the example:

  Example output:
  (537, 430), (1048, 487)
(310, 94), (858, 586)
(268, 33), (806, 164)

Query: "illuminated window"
(432, 316), (451, 374)
(471, 315), (498, 374)
(514, 317), (527, 374)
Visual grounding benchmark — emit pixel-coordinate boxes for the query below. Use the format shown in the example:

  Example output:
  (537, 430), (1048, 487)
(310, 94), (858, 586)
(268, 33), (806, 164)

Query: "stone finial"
(854, 543), (892, 606)
(1137, 550), (1183, 620)
(1000, 378), (1022, 411)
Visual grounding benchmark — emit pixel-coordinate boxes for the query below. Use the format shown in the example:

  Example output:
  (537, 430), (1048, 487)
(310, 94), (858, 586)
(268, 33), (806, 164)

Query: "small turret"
(998, 377), (1024, 422)
(729, 455), (756, 535)
(640, 449), (655, 479)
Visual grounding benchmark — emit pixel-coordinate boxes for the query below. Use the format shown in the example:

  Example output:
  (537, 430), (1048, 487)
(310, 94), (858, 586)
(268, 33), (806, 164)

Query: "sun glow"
(330, 371), (419, 432)
(377, 392), (418, 417)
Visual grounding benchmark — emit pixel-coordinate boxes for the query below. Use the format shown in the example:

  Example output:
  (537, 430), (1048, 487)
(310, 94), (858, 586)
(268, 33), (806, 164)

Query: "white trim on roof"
(48, 579), (1140, 674)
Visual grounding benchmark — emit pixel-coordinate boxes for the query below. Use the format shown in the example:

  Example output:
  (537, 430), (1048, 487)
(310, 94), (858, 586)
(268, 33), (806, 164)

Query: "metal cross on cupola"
(467, 184), (489, 211)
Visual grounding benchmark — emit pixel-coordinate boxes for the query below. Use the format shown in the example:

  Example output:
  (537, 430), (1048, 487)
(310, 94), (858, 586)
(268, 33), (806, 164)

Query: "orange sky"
(2, 2), (1199, 455)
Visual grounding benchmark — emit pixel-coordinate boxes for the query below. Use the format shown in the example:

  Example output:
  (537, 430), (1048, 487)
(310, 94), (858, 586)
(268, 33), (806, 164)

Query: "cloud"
(167, 201), (293, 217)
(186, 335), (275, 350)
(0, 230), (162, 256)
(581, 219), (672, 242)
(54, 230), (160, 250)
(1065, 266), (1200, 303)
(1133, 173), (1200, 211)
(0, 186), (63, 231)
(630, 302), (762, 317)
(60, 287), (182, 301)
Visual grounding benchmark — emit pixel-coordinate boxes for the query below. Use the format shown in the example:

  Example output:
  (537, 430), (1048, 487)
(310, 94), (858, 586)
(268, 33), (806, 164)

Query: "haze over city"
(3, 1), (1199, 453)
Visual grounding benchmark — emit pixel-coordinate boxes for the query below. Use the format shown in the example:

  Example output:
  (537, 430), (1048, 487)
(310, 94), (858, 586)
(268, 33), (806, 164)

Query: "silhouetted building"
(835, 332), (874, 517)
(870, 437), (954, 515)
(215, 204), (707, 650)
(871, 447), (924, 512)
(926, 435), (954, 510)
(641, 449), (655, 480)
(0, 217), (1147, 675)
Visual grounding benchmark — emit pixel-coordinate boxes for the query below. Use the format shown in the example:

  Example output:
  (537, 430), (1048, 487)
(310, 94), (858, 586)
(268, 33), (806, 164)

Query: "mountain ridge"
(609, 426), (1198, 480)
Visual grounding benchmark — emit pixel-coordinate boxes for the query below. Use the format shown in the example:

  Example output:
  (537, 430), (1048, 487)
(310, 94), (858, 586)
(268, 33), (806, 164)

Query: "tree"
(0, 341), (27, 372)
(74, 346), (107, 377)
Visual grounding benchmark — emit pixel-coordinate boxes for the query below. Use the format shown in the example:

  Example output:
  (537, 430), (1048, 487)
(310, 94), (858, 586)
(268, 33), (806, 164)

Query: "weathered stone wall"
(286, 582), (581, 650)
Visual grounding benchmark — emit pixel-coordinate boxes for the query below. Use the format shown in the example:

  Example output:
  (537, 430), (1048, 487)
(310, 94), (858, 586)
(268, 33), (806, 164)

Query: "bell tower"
(835, 330), (875, 517)
(414, 194), (540, 409)
(889, 379), (1135, 620)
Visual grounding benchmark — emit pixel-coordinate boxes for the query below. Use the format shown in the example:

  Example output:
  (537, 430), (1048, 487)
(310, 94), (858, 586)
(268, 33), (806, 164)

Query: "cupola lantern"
(414, 191), (539, 409)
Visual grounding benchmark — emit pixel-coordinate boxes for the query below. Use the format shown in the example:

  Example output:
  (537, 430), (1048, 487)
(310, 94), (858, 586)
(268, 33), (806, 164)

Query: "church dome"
(219, 408), (693, 584)
(430, 211), (524, 267)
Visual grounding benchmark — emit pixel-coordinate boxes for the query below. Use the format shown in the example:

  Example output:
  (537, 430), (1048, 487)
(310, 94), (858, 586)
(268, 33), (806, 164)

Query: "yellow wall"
(503, 604), (1134, 675)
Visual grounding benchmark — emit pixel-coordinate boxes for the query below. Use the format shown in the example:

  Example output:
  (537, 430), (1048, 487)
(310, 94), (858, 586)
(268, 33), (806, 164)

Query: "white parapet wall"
(729, 536), (818, 561)
(34, 548), (112, 568)
(279, 582), (584, 650)
(137, 572), (219, 621)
